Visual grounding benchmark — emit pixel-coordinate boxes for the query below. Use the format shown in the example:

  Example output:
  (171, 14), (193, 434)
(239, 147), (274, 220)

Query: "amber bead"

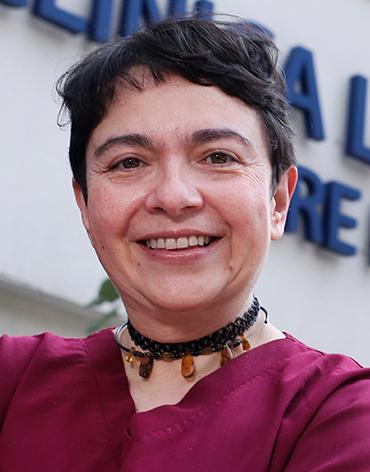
(125, 347), (135, 364)
(125, 348), (135, 364)
(181, 353), (195, 379)
(240, 334), (251, 351)
(220, 345), (233, 366)
(139, 355), (154, 379)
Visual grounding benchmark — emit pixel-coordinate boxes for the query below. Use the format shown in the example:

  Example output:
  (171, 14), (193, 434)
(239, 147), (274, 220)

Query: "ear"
(270, 166), (298, 240)
(73, 179), (91, 236)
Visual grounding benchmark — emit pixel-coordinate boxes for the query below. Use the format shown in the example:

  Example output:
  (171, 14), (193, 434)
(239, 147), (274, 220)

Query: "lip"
(135, 237), (222, 264)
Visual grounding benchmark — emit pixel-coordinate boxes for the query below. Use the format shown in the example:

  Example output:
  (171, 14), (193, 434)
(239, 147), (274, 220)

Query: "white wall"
(0, 276), (120, 337)
(0, 0), (369, 363)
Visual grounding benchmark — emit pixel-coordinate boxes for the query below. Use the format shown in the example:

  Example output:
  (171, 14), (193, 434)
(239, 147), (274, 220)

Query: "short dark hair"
(57, 16), (295, 202)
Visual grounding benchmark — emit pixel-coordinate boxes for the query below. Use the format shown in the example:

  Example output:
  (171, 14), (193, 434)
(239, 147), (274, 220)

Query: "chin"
(146, 285), (224, 314)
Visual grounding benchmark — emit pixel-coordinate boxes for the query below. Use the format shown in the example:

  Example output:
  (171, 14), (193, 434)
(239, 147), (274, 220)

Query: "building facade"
(1, 0), (370, 363)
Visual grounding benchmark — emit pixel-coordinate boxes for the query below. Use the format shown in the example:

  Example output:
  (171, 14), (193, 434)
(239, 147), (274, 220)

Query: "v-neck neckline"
(83, 328), (300, 442)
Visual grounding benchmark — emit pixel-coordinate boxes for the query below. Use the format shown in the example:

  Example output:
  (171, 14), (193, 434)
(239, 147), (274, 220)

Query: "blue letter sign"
(286, 167), (361, 256)
(12, 0), (216, 41)
(286, 166), (324, 244)
(33, 0), (86, 34)
(0, 0), (26, 5)
(119, 0), (161, 37)
(168, 0), (187, 16)
(346, 75), (370, 165)
(284, 47), (325, 140)
(89, 0), (114, 43)
(194, 0), (214, 19)
(323, 182), (361, 256)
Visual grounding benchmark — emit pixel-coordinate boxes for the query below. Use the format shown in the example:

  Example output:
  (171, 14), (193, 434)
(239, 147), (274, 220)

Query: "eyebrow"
(94, 133), (153, 159)
(191, 128), (252, 148)
(93, 127), (253, 159)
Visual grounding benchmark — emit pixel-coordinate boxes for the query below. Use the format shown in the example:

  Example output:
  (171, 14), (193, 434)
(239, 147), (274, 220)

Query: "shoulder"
(276, 334), (370, 426)
(280, 334), (369, 396)
(0, 329), (111, 427)
(278, 333), (368, 387)
(0, 328), (113, 362)
(248, 333), (368, 397)
(0, 333), (49, 428)
(0, 333), (51, 402)
(273, 335), (370, 470)
(0, 333), (77, 419)
(0, 331), (85, 369)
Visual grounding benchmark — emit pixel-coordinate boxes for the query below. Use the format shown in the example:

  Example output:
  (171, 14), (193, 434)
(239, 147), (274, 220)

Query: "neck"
(122, 290), (255, 343)
(115, 295), (264, 380)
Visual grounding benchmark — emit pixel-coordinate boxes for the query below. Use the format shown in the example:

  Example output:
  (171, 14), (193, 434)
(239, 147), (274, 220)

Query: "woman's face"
(75, 73), (294, 314)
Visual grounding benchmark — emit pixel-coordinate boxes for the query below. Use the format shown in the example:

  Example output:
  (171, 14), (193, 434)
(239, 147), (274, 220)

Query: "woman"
(1, 17), (370, 471)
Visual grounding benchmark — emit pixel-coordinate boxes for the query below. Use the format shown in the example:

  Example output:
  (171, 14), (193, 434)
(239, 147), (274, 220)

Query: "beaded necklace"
(114, 296), (267, 379)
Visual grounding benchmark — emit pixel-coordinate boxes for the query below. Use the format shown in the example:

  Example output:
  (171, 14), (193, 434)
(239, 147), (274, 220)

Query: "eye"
(112, 157), (144, 170)
(203, 152), (238, 165)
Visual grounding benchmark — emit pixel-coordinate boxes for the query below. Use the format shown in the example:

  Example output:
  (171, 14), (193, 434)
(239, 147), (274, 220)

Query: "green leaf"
(98, 279), (119, 302)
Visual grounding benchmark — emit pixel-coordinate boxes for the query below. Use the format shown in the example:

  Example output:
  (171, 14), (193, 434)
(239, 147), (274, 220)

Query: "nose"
(145, 166), (203, 218)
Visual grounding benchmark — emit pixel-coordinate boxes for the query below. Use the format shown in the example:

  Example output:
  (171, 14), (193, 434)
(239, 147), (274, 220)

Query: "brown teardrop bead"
(220, 345), (233, 366)
(240, 334), (251, 351)
(125, 349), (135, 364)
(181, 353), (195, 379)
(139, 355), (154, 379)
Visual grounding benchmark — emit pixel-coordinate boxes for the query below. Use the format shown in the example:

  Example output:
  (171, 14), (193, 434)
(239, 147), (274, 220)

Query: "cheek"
(217, 180), (271, 226)
(223, 190), (272, 257)
(86, 185), (134, 244)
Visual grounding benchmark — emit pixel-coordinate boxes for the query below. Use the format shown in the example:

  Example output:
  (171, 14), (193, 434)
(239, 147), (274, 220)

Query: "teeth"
(165, 238), (176, 250)
(176, 237), (188, 249)
(189, 236), (198, 247)
(145, 235), (214, 250)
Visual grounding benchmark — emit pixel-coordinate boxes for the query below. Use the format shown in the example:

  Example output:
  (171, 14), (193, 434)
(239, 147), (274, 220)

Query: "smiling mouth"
(138, 235), (219, 250)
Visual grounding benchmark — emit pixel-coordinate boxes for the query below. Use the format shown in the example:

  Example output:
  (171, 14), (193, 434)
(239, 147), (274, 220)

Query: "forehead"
(86, 71), (268, 157)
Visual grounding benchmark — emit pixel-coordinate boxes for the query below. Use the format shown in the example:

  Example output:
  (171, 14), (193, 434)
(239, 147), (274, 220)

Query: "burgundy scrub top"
(1, 329), (370, 471)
